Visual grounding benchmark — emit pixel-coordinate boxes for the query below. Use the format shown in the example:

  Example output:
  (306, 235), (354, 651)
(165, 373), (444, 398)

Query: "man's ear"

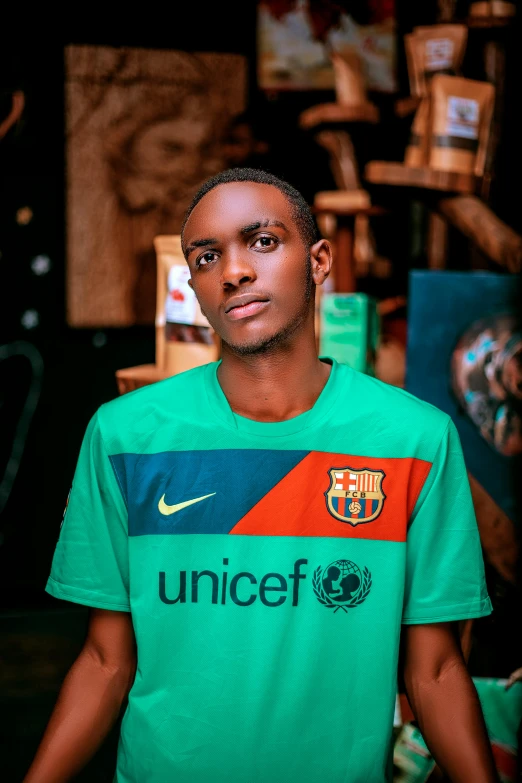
(310, 239), (333, 287)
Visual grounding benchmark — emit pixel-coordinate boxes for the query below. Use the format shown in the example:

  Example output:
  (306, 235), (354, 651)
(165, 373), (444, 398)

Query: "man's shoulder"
(344, 367), (451, 444)
(96, 362), (213, 451)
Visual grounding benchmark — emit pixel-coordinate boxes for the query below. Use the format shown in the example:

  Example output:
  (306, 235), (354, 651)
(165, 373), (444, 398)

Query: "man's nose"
(220, 249), (257, 288)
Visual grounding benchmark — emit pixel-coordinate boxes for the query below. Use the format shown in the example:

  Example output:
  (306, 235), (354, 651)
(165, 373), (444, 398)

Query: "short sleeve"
(402, 418), (492, 624)
(45, 410), (130, 611)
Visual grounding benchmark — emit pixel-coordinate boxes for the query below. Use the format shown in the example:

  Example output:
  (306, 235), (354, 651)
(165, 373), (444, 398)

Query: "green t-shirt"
(46, 357), (492, 783)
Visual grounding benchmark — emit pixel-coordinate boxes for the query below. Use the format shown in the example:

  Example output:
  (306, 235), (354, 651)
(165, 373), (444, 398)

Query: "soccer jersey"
(45, 357), (492, 783)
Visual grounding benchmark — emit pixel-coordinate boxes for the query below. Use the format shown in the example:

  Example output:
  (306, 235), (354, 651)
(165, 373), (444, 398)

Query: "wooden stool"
(365, 161), (478, 195)
(364, 162), (480, 270)
(298, 49), (379, 198)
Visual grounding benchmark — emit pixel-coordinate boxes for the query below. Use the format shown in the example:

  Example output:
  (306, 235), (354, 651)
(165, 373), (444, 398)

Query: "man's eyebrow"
(184, 237), (218, 257)
(184, 220), (288, 256)
(240, 219), (288, 234)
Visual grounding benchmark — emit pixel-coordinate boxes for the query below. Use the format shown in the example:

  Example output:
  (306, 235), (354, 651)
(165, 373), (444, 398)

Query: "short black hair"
(181, 167), (318, 250)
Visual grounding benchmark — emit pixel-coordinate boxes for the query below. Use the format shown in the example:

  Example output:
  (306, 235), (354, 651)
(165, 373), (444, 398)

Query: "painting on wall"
(406, 270), (522, 527)
(257, 0), (397, 93)
(407, 270), (522, 690)
(66, 45), (246, 327)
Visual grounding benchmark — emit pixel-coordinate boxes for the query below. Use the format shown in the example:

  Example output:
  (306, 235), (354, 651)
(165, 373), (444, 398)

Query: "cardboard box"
(319, 293), (379, 374)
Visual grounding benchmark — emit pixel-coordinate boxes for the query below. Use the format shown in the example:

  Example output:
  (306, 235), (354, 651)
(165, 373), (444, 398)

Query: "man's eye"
(197, 252), (218, 267)
(252, 236), (277, 249)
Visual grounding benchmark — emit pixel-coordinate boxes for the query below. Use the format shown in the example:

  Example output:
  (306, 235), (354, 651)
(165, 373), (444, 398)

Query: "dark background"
(1, 3), (521, 780)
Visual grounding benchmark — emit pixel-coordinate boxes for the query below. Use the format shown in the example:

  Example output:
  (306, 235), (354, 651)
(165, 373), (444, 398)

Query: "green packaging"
(319, 293), (379, 374)
(393, 723), (436, 783)
(472, 678), (522, 782)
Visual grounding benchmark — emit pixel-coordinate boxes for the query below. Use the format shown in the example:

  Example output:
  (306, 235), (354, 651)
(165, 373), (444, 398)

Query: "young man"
(28, 169), (497, 783)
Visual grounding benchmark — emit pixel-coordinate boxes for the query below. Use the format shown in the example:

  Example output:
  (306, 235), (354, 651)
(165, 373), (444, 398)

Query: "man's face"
(183, 182), (314, 355)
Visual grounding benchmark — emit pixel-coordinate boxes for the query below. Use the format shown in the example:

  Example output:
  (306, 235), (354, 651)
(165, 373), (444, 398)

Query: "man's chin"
(221, 333), (283, 357)
(220, 316), (307, 357)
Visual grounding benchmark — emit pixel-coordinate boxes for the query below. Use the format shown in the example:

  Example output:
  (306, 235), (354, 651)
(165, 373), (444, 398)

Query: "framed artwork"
(257, 0), (397, 92)
(66, 45), (246, 327)
(406, 271), (521, 526)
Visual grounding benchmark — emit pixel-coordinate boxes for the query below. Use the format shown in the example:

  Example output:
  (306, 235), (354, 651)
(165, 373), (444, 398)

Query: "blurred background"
(1, 2), (521, 780)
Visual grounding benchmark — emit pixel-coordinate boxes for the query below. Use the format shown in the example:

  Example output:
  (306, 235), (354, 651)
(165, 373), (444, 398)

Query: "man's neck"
(216, 338), (331, 423)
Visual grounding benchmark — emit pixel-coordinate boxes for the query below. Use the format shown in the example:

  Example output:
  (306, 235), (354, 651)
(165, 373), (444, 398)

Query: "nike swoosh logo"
(158, 492), (216, 516)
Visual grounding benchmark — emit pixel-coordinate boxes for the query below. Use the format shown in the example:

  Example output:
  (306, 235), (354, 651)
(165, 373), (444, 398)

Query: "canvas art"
(66, 45), (246, 327)
(406, 271), (522, 527)
(257, 0), (397, 92)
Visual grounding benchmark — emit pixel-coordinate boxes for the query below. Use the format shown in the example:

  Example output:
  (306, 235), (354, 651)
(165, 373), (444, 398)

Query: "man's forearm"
(23, 648), (133, 783)
(405, 656), (498, 783)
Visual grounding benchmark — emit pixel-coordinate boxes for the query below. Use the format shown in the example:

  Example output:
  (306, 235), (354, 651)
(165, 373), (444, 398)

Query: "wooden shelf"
(299, 102), (379, 129)
(313, 203), (388, 218)
(394, 96), (421, 118)
(467, 14), (515, 27)
(314, 189), (372, 212)
(365, 161), (477, 194)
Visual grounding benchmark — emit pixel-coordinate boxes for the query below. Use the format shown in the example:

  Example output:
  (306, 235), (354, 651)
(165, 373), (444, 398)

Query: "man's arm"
(402, 622), (498, 783)
(23, 608), (136, 783)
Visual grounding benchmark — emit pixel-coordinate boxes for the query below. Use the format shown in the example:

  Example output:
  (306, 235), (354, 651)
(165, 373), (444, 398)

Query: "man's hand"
(402, 622), (498, 783)
(506, 667), (522, 690)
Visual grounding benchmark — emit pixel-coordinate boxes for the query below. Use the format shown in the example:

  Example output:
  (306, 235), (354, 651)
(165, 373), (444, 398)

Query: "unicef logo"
(313, 559), (372, 614)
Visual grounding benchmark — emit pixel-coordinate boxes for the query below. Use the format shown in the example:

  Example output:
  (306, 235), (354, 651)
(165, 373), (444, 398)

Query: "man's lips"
(224, 293), (271, 321)
(225, 300), (270, 321)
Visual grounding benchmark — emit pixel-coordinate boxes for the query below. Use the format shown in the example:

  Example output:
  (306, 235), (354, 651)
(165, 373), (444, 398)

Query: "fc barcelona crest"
(324, 467), (386, 526)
